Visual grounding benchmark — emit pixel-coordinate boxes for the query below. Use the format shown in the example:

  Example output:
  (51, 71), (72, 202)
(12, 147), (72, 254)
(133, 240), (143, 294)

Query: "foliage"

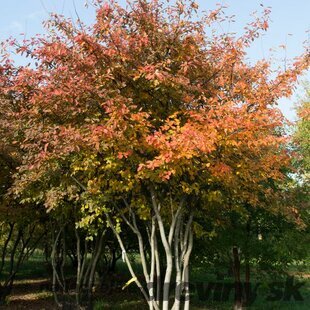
(295, 84), (310, 178)
(0, 0), (309, 309)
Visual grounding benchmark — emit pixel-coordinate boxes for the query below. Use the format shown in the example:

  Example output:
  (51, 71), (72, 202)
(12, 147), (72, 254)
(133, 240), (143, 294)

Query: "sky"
(1, 0), (309, 120)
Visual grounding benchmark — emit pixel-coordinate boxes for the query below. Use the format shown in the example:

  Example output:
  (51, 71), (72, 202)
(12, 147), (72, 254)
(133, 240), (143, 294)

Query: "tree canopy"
(0, 1), (309, 309)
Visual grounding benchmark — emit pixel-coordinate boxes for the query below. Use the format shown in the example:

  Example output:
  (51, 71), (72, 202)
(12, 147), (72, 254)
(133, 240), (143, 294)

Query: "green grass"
(94, 298), (147, 310)
(94, 259), (310, 309)
(1, 252), (309, 309)
(0, 252), (49, 281)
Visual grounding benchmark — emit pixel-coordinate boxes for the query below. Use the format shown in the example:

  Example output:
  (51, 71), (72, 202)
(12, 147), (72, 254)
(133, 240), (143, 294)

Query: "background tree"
(295, 83), (310, 180)
(0, 127), (46, 304)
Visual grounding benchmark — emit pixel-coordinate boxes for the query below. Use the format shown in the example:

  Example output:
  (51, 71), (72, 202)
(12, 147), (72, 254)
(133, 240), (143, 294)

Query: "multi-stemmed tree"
(0, 1), (308, 309)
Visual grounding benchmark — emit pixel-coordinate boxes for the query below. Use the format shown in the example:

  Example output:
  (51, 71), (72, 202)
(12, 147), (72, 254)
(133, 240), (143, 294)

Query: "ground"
(0, 258), (309, 309)
(0, 279), (55, 310)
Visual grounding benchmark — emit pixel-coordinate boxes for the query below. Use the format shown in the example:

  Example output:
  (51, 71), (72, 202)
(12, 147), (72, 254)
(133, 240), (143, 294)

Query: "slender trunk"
(75, 227), (82, 307)
(81, 239), (89, 283)
(173, 213), (183, 310)
(132, 217), (150, 292)
(244, 220), (251, 307)
(183, 228), (193, 310)
(3, 228), (26, 294)
(0, 224), (18, 304)
(232, 246), (243, 310)
(51, 228), (62, 308)
(83, 236), (99, 290)
(83, 254), (92, 289)
(7, 229), (22, 286)
(154, 233), (161, 304)
(87, 230), (106, 310)
(148, 216), (156, 310)
(74, 232), (89, 308)
(60, 228), (66, 293)
(6, 230), (35, 288)
(244, 260), (250, 306)
(150, 188), (173, 310)
(105, 212), (149, 303)
(117, 200), (160, 310)
(0, 223), (14, 275)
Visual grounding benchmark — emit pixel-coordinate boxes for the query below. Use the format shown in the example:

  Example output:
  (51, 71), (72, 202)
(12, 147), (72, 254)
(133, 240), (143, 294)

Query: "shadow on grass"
(0, 279), (55, 310)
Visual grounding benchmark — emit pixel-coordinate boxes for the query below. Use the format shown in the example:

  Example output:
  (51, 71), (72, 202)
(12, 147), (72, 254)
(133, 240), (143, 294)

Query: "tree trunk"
(183, 228), (193, 310)
(106, 191), (193, 310)
(244, 219), (251, 307)
(87, 230), (106, 310)
(173, 213), (183, 310)
(150, 189), (173, 310)
(154, 234), (161, 304)
(232, 246), (243, 310)
(244, 260), (250, 306)
(51, 228), (63, 308)
(75, 227), (83, 308)
(105, 212), (150, 303)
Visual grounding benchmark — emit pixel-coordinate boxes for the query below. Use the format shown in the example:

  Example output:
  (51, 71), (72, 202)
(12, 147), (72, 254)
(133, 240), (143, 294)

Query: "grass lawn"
(0, 252), (309, 309)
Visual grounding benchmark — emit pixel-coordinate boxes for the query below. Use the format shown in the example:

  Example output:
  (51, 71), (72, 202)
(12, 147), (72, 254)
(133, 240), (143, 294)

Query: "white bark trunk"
(172, 212), (183, 310)
(105, 212), (149, 303)
(183, 228), (193, 310)
(154, 233), (161, 304)
(117, 201), (160, 310)
(150, 188), (173, 310)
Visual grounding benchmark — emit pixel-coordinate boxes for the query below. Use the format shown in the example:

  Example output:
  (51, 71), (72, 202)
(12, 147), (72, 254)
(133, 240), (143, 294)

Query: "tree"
(295, 83), (310, 179)
(0, 128), (46, 304)
(0, 1), (309, 309)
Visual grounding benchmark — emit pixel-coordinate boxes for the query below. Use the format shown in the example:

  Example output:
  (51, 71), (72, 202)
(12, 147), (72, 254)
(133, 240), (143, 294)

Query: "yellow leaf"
(122, 277), (137, 290)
